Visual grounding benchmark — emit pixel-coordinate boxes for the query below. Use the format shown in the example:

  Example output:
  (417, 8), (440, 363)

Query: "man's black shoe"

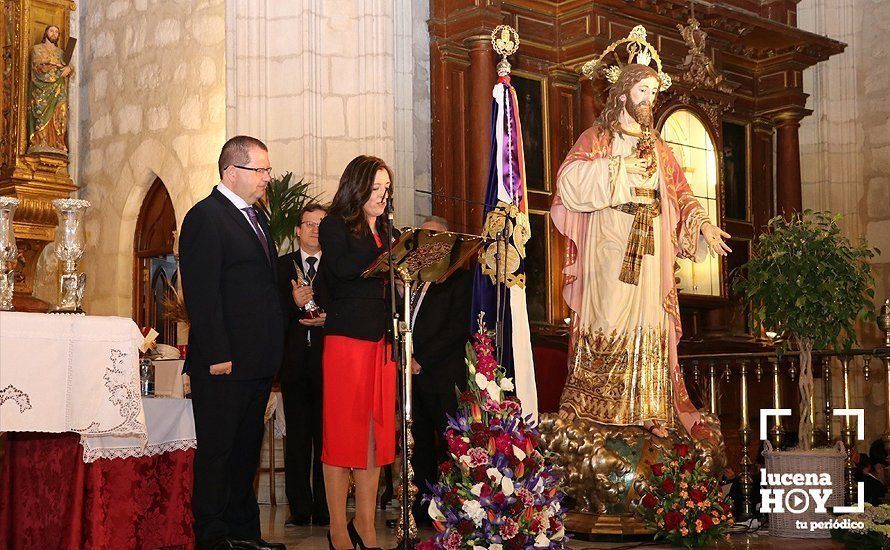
(284, 514), (312, 527)
(197, 539), (236, 550)
(229, 538), (287, 550)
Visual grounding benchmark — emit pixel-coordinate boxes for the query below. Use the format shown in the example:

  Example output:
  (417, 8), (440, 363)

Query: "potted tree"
(256, 171), (317, 254)
(733, 210), (878, 537)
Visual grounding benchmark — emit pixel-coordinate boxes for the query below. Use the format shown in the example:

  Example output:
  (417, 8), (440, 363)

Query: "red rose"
(641, 493), (658, 508)
(674, 443), (690, 457)
(438, 461), (452, 476)
(651, 462), (665, 476)
(417, 540), (438, 550)
(661, 478), (676, 494)
(689, 489), (706, 503)
(492, 492), (506, 506)
(720, 501), (731, 514)
(680, 460), (696, 474)
(472, 467), (488, 483)
(458, 519), (474, 535)
(664, 511), (683, 530)
(697, 514), (713, 530)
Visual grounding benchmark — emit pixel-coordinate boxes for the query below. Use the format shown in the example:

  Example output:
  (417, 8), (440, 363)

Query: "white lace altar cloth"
(0, 312), (146, 438)
(80, 397), (196, 462)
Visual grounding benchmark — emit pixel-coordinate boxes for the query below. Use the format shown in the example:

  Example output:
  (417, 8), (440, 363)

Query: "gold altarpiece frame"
(1, 0), (78, 311)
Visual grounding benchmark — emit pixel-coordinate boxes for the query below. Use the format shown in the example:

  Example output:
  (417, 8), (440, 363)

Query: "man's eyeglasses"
(231, 165), (273, 175)
(300, 221), (320, 229)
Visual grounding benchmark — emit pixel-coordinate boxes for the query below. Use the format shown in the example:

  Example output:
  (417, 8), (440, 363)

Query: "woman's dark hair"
(328, 155), (393, 237)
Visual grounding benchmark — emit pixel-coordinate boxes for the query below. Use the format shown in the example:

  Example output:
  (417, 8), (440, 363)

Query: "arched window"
(133, 178), (178, 345)
(660, 109), (722, 297)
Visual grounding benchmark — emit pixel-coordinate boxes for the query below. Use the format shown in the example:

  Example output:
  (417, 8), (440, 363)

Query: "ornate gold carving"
(676, 16), (732, 94)
(1, 0), (78, 311)
(538, 414), (725, 520)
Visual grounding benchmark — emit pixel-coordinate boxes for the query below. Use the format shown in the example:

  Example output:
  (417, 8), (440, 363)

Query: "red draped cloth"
(0, 433), (194, 550)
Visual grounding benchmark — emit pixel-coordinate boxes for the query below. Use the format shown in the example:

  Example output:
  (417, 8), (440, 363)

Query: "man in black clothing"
(179, 136), (286, 550)
(276, 203), (329, 527)
(863, 439), (889, 505)
(410, 217), (473, 524)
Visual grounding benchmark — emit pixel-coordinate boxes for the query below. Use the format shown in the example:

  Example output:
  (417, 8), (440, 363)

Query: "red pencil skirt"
(321, 335), (397, 469)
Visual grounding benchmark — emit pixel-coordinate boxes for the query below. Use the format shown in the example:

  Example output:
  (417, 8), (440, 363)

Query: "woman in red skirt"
(318, 156), (396, 550)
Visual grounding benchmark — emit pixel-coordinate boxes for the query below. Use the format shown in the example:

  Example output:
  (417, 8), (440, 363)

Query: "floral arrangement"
(831, 504), (890, 548)
(636, 443), (733, 548)
(418, 316), (568, 549)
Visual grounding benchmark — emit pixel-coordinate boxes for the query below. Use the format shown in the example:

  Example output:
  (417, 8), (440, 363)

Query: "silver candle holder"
(0, 197), (20, 311)
(51, 198), (90, 314)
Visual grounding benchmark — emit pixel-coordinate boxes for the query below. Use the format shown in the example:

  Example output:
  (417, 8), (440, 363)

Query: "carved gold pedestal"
(1, 0), (79, 311)
(538, 413), (726, 536)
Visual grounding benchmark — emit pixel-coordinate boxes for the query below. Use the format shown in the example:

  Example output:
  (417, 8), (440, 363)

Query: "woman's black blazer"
(318, 215), (391, 342)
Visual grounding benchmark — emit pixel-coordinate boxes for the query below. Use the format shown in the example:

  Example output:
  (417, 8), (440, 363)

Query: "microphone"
(385, 196), (394, 219)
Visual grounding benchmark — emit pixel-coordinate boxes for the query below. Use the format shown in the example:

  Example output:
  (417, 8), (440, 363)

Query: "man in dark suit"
(410, 216), (473, 524)
(276, 203), (329, 527)
(179, 135), (286, 550)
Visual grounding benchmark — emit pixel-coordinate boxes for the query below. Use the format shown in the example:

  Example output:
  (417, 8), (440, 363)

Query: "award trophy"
(51, 198), (90, 314)
(293, 259), (322, 319)
(0, 197), (20, 311)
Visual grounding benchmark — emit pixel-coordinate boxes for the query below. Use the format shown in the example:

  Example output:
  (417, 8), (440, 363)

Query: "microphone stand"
(386, 197), (400, 366)
(386, 196), (416, 549)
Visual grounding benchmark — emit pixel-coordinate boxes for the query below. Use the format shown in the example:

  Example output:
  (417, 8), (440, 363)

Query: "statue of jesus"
(551, 27), (731, 440)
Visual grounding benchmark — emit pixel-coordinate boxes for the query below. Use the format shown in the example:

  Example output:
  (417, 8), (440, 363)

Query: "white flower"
(533, 477), (545, 494)
(471, 482), (484, 497)
(459, 454), (471, 467)
(549, 500), (561, 516)
(486, 380), (502, 403)
(487, 467), (503, 484)
(499, 377), (514, 391)
(473, 546), (486, 550)
(489, 545), (503, 550)
(534, 532), (551, 547)
(475, 372), (488, 389)
(462, 499), (485, 527)
(501, 476), (515, 496)
(467, 358), (476, 374)
(428, 498), (446, 522)
(513, 445), (527, 461)
(553, 525), (566, 540)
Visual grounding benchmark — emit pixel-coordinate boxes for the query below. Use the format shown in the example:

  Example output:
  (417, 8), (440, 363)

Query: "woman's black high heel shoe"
(347, 519), (383, 550)
(328, 530), (356, 550)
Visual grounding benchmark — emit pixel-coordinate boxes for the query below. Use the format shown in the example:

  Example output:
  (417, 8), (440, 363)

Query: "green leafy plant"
(732, 210), (878, 451)
(256, 172), (317, 254)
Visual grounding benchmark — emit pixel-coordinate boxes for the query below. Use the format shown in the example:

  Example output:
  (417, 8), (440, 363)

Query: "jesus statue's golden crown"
(581, 25), (672, 91)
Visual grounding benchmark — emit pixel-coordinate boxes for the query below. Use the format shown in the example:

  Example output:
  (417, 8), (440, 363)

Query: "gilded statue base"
(538, 413), (725, 535)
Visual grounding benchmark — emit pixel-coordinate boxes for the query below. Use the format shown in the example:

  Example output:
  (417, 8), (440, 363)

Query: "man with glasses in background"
(180, 135), (286, 550)
(276, 203), (329, 528)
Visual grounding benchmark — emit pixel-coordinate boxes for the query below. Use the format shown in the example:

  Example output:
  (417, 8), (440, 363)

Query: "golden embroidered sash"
(612, 188), (660, 285)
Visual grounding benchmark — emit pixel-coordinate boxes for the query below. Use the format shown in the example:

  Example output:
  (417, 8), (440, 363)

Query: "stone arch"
(112, 138), (186, 316)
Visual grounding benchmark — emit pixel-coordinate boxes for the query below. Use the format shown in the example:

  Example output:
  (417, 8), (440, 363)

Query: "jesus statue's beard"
(625, 99), (654, 128)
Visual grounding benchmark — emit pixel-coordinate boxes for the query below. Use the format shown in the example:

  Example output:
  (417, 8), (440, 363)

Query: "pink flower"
(468, 447), (489, 467)
(517, 487), (534, 508)
(442, 530), (463, 550)
(500, 518), (519, 540)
